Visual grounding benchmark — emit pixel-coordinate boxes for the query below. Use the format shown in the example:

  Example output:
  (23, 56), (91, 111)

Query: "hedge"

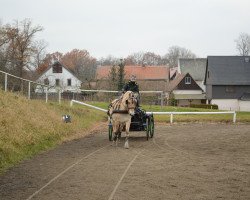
(190, 104), (218, 109)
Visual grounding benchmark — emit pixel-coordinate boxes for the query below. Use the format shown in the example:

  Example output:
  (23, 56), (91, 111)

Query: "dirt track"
(0, 123), (250, 200)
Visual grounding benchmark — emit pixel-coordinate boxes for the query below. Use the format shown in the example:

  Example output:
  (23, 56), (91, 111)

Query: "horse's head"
(123, 91), (137, 116)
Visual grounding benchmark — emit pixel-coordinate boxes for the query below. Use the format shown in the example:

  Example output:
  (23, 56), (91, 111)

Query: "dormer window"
(185, 77), (191, 84)
(53, 63), (62, 73)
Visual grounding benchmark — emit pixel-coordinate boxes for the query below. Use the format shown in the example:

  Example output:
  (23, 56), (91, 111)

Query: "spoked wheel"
(108, 123), (113, 141)
(146, 117), (150, 140)
(149, 115), (155, 138)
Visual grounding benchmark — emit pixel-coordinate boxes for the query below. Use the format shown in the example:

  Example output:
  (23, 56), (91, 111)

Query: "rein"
(112, 110), (129, 114)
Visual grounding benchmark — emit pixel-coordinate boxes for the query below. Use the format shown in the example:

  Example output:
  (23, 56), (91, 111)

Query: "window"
(55, 79), (60, 86)
(245, 57), (249, 63)
(185, 77), (191, 84)
(207, 71), (210, 78)
(44, 78), (49, 85)
(52, 64), (62, 73)
(67, 79), (72, 86)
(225, 86), (235, 93)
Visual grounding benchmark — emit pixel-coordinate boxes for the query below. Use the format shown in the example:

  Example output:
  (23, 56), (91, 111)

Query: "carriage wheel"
(108, 124), (113, 141)
(146, 118), (150, 141)
(150, 116), (155, 138)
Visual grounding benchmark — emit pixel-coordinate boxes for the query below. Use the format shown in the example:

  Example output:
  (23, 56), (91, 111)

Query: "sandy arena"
(0, 123), (249, 200)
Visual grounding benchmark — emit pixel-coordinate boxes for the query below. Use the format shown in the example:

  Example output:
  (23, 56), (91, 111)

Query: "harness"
(108, 93), (136, 116)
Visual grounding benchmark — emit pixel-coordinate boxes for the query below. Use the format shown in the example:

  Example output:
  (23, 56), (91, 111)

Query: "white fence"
(0, 70), (70, 103)
(70, 100), (237, 123)
(0, 70), (164, 105)
(0, 70), (50, 102)
(147, 111), (237, 123)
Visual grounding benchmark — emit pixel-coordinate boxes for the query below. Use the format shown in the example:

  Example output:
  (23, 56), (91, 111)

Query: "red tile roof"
(96, 65), (169, 80)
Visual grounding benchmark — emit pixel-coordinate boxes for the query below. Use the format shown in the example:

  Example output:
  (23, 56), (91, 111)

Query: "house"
(36, 61), (82, 93)
(178, 58), (207, 91)
(96, 65), (169, 91)
(205, 56), (250, 111)
(167, 72), (205, 106)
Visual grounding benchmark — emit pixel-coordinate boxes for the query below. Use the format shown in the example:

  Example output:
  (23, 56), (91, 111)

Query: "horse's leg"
(124, 120), (130, 149)
(113, 123), (118, 146)
(113, 132), (119, 146)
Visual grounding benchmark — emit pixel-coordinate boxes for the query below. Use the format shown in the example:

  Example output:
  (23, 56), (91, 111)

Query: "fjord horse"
(108, 91), (137, 148)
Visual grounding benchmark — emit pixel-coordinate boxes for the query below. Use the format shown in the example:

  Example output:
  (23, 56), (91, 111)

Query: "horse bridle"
(126, 95), (137, 111)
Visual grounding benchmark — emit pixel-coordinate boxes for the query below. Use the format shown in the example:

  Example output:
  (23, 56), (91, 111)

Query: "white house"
(36, 61), (82, 93)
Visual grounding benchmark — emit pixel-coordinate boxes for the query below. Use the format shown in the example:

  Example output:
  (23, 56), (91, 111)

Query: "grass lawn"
(0, 91), (106, 173)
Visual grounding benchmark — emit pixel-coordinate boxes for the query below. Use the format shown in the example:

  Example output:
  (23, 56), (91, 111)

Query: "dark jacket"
(123, 81), (139, 93)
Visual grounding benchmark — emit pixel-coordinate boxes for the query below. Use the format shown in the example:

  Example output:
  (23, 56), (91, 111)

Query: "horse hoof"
(124, 142), (129, 149)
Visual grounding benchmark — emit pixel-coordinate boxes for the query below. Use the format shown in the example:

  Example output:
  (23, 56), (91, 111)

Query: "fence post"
(160, 92), (164, 109)
(28, 82), (31, 99)
(5, 73), (8, 92)
(170, 113), (173, 124)
(70, 100), (73, 107)
(58, 90), (61, 104)
(45, 87), (48, 103)
(233, 112), (237, 123)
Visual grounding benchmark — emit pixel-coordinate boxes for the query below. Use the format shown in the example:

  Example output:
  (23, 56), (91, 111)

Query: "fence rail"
(146, 111), (237, 123)
(79, 89), (165, 108)
(0, 70), (165, 105)
(0, 70), (50, 102)
(70, 100), (237, 123)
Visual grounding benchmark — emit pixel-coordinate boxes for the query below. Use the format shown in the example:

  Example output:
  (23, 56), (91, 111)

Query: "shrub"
(190, 104), (218, 109)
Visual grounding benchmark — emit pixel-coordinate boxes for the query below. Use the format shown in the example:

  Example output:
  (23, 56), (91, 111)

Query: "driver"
(123, 75), (140, 106)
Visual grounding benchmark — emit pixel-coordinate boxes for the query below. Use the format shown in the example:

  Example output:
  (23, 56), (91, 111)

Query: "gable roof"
(178, 58), (207, 81)
(167, 73), (185, 92)
(96, 65), (169, 80)
(167, 73), (203, 92)
(36, 61), (81, 81)
(205, 56), (250, 85)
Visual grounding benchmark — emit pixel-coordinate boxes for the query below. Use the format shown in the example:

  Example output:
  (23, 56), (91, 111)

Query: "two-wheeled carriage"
(108, 107), (154, 141)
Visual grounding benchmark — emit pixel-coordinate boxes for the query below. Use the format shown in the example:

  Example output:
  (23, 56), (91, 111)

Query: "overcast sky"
(1, 0), (250, 59)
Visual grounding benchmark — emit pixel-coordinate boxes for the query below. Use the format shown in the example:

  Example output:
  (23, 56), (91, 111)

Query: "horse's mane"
(108, 91), (135, 115)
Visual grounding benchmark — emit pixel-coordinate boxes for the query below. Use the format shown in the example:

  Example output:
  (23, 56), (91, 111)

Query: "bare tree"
(125, 51), (167, 66)
(125, 52), (144, 65)
(32, 40), (48, 71)
(235, 33), (250, 56)
(98, 55), (120, 66)
(164, 46), (196, 68)
(0, 19), (43, 77)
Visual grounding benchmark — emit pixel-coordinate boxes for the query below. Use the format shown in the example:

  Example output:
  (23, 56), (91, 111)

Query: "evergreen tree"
(117, 59), (125, 90)
(108, 65), (118, 90)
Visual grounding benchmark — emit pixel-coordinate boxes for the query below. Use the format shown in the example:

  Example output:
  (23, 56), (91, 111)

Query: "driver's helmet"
(130, 75), (136, 82)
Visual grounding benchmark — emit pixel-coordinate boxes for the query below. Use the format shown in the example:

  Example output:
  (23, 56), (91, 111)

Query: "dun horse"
(108, 91), (137, 148)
